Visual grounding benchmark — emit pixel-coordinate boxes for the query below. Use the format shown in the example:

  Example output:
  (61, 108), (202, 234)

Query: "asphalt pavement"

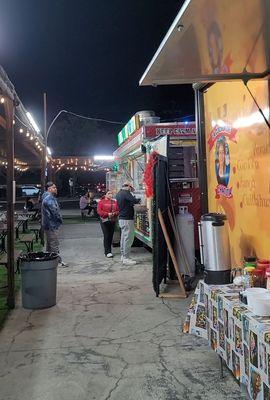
(0, 220), (244, 400)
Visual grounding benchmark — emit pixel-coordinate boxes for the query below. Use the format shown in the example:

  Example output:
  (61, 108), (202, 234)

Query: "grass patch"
(0, 238), (43, 329)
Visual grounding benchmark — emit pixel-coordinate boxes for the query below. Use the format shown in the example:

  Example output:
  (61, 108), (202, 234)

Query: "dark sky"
(0, 0), (194, 156)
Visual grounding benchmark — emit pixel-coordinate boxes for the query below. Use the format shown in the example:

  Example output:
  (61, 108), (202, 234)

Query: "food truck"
(140, 0), (270, 395)
(140, 0), (270, 266)
(107, 116), (200, 292)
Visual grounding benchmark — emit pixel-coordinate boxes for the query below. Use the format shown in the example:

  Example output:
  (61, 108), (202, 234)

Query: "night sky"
(0, 0), (194, 156)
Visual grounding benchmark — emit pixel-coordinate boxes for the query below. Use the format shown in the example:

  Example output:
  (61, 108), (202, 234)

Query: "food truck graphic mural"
(208, 124), (237, 200)
(205, 80), (269, 265)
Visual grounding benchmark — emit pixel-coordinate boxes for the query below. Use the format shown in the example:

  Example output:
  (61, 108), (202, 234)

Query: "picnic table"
(16, 215), (29, 233)
(0, 249), (23, 274)
(0, 222), (20, 250)
(0, 212), (40, 252)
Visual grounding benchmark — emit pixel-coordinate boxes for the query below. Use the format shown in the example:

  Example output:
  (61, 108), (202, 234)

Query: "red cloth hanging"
(143, 151), (158, 198)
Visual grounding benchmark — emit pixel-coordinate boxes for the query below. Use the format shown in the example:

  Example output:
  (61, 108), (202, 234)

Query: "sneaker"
(122, 258), (137, 265)
(106, 253), (113, 258)
(58, 262), (69, 268)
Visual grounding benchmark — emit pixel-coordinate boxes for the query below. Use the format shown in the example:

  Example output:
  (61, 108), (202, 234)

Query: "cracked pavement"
(0, 221), (245, 400)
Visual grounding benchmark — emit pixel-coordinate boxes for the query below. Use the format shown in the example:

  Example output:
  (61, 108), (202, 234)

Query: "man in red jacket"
(97, 191), (119, 258)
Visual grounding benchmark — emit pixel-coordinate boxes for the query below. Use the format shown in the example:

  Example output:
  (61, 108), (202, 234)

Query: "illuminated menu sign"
(117, 115), (140, 145)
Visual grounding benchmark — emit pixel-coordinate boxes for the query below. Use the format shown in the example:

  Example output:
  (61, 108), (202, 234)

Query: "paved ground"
(0, 221), (245, 400)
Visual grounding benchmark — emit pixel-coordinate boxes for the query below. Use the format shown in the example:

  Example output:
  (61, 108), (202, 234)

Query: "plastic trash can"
(20, 252), (59, 309)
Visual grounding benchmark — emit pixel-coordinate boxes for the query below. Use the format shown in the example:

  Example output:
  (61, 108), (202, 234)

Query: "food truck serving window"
(133, 155), (145, 191)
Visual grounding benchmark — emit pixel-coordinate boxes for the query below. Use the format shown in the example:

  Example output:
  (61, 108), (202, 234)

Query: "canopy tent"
(0, 66), (45, 175)
(140, 0), (270, 86)
(0, 64), (45, 309)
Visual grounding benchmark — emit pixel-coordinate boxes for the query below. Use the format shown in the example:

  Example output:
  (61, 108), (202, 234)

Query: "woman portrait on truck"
(215, 137), (230, 187)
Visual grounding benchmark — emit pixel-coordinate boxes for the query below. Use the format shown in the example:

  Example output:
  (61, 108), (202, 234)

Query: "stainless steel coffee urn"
(198, 213), (231, 284)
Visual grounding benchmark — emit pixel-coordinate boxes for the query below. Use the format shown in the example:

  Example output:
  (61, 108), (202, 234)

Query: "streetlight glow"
(26, 112), (40, 133)
(94, 155), (114, 161)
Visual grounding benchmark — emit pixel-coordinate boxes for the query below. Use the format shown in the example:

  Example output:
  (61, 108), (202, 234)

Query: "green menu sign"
(117, 115), (140, 146)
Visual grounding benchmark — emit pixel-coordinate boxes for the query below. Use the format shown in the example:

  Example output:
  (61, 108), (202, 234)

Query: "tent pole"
(5, 96), (15, 309)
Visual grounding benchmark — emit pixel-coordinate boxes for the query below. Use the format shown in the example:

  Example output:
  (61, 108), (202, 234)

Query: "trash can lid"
(201, 213), (227, 222)
(19, 252), (59, 262)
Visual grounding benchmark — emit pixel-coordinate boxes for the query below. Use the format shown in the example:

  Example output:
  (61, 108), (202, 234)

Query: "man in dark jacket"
(116, 181), (140, 265)
(42, 182), (67, 267)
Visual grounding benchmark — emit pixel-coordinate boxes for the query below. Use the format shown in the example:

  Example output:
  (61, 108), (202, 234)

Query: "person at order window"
(116, 182), (140, 265)
(97, 190), (119, 258)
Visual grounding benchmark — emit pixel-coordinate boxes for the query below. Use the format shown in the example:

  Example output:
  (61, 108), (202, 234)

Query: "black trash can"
(20, 252), (59, 309)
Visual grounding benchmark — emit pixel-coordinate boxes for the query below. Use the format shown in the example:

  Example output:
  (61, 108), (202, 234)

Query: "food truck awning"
(140, 0), (270, 86)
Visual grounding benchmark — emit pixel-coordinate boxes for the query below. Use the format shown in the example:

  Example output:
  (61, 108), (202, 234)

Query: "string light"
(19, 128), (24, 133)
(26, 131), (30, 137)
(0, 97), (5, 104)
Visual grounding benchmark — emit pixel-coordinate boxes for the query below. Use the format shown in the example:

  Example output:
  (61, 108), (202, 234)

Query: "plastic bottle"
(243, 266), (255, 288)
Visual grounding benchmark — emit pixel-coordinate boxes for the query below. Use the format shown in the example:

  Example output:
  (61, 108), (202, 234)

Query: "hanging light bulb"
(0, 97), (5, 104)
(26, 131), (30, 137)
(19, 128), (24, 133)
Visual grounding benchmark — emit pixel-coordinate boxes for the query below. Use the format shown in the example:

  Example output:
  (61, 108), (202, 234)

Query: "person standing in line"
(69, 178), (74, 197)
(79, 192), (90, 215)
(97, 190), (119, 258)
(42, 181), (68, 267)
(116, 182), (140, 265)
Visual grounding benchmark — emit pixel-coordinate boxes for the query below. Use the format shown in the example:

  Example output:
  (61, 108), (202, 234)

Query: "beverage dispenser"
(199, 213), (231, 284)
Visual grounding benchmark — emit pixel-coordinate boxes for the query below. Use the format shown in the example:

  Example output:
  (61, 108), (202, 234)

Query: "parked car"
(0, 184), (41, 200)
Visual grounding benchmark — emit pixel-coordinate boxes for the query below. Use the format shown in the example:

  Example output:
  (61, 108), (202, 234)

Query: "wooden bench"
(0, 249), (23, 273)
(19, 234), (35, 252)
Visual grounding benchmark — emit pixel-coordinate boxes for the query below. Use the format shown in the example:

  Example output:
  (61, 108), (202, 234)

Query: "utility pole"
(41, 92), (47, 192)
(5, 96), (15, 309)
(40, 92), (48, 247)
